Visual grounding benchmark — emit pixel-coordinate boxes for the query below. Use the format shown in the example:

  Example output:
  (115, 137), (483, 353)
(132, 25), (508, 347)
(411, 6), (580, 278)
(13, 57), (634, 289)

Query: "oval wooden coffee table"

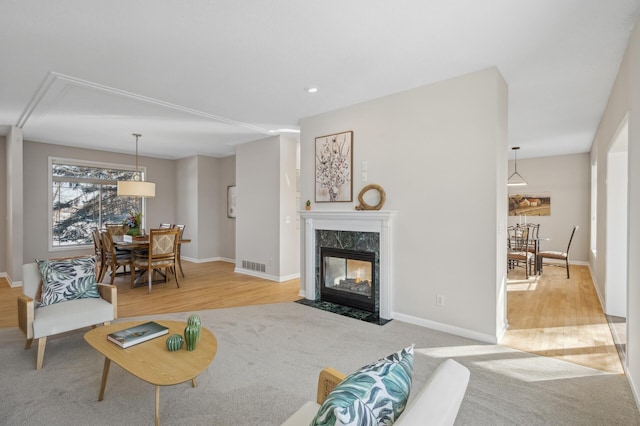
(84, 320), (217, 425)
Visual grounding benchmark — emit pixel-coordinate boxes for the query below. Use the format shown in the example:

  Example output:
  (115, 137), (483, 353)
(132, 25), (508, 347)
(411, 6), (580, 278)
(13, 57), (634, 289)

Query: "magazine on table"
(107, 321), (169, 348)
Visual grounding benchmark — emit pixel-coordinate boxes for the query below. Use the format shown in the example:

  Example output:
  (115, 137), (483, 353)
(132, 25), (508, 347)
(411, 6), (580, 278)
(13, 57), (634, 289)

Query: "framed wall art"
(508, 192), (551, 216)
(315, 130), (353, 202)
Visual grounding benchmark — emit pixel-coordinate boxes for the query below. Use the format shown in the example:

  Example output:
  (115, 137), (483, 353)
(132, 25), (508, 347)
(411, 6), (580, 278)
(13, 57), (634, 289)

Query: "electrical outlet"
(361, 172), (368, 182)
(436, 294), (445, 306)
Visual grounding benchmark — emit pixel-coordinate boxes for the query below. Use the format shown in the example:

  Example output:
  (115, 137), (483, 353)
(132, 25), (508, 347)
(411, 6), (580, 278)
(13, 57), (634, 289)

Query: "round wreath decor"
(355, 184), (386, 210)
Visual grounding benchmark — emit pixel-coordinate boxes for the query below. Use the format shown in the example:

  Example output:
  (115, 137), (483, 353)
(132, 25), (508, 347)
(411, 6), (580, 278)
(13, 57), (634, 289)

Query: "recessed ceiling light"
(305, 87), (318, 93)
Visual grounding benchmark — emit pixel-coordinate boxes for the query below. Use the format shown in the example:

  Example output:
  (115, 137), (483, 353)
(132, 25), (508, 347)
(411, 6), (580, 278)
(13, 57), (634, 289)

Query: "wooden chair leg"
(36, 337), (47, 370)
(566, 259), (570, 279)
(25, 338), (33, 350)
(148, 268), (153, 294)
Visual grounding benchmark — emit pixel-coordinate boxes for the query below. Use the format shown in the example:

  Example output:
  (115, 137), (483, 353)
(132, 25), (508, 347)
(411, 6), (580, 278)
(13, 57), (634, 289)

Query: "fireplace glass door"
(320, 248), (376, 312)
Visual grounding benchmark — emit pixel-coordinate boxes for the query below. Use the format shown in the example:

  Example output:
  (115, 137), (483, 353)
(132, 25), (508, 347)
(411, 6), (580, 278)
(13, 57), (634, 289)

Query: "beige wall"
(590, 16), (640, 405)
(236, 136), (281, 278)
(159, 154), (236, 262)
(218, 156), (236, 261)
(300, 67), (508, 341)
(0, 135), (5, 274)
(1, 140), (236, 280)
(507, 153), (591, 262)
(236, 135), (299, 281)
(23, 140), (176, 262)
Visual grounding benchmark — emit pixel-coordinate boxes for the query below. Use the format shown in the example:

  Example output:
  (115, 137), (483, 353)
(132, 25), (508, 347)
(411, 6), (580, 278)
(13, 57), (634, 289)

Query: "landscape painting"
(508, 192), (551, 216)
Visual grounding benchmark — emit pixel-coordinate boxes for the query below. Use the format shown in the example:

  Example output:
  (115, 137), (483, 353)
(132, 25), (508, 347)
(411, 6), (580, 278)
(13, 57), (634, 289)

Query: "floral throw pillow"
(312, 345), (414, 426)
(36, 256), (100, 307)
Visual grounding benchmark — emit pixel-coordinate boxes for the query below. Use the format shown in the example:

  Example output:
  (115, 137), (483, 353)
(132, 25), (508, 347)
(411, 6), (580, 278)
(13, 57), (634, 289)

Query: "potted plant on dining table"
(123, 211), (142, 236)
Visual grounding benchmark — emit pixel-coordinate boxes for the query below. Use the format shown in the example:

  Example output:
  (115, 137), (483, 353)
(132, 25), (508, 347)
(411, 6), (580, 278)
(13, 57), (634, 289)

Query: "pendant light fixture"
(507, 146), (528, 187)
(117, 133), (156, 198)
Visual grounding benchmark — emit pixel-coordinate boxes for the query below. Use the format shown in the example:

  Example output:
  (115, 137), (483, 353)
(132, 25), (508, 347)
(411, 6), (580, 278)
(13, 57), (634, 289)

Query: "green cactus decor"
(166, 334), (184, 351)
(187, 314), (202, 342)
(184, 323), (198, 351)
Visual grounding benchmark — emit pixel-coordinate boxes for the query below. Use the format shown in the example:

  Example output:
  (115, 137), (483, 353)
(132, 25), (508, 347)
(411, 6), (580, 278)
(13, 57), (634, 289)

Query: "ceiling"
(1, 1), (639, 160)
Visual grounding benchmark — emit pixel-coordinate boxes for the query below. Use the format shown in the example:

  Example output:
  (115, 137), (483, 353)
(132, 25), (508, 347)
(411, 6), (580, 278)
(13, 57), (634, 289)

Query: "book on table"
(107, 321), (169, 348)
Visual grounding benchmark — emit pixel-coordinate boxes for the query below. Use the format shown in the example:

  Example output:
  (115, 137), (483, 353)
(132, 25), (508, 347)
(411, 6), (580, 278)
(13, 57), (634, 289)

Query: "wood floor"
(0, 260), (623, 374)
(503, 264), (623, 374)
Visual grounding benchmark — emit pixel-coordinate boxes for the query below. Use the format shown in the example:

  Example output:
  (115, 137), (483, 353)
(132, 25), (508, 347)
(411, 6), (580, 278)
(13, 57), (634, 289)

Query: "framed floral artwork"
(315, 131), (353, 202)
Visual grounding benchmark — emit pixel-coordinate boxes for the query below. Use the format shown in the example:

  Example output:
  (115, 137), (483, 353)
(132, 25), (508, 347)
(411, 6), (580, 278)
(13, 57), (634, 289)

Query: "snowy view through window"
(52, 162), (142, 247)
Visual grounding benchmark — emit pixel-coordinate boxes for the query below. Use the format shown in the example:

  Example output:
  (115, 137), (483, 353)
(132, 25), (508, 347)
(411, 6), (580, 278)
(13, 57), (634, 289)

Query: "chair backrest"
(149, 228), (179, 257)
(105, 223), (126, 236)
(566, 225), (578, 253)
(159, 223), (173, 228)
(173, 224), (185, 240)
(92, 228), (102, 255)
(507, 223), (531, 252)
(101, 228), (117, 257)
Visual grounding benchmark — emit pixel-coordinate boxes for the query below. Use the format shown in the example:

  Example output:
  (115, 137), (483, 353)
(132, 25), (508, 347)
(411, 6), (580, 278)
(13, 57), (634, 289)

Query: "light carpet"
(1, 302), (638, 425)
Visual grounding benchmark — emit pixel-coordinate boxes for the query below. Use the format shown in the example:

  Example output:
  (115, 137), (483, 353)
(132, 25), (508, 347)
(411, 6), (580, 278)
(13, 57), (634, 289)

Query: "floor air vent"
(242, 260), (266, 273)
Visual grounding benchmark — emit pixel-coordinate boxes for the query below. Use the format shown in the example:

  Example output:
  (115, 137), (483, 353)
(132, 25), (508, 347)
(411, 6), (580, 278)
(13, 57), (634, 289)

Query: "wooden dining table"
(113, 235), (191, 282)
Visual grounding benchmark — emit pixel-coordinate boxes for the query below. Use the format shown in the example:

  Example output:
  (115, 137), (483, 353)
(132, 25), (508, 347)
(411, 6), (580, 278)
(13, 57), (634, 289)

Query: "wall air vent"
(242, 260), (266, 273)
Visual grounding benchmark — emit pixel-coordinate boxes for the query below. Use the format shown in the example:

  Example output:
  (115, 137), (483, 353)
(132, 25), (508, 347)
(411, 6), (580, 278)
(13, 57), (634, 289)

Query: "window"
(50, 158), (144, 249)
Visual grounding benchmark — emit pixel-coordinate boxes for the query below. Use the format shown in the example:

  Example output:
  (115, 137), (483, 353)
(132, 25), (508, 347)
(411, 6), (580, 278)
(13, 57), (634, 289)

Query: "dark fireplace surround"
(316, 230), (380, 316)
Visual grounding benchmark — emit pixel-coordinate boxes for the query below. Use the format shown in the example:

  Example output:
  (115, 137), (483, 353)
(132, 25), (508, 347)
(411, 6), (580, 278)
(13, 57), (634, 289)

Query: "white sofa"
(17, 262), (117, 370)
(282, 358), (470, 426)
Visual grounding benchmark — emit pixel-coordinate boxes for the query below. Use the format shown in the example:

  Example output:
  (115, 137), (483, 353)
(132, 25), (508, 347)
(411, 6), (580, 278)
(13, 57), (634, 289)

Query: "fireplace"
(300, 210), (397, 320)
(321, 247), (376, 312)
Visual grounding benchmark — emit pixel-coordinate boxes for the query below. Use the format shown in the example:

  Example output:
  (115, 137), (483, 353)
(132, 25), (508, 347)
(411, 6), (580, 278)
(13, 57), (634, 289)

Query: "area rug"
(0, 302), (638, 425)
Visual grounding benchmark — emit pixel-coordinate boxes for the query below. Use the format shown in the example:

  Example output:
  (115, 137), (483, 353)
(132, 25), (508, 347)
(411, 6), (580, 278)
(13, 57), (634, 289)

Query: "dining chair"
(173, 224), (186, 277)
(100, 228), (132, 284)
(131, 227), (180, 293)
(523, 223), (541, 274)
(538, 225), (578, 278)
(91, 228), (106, 282)
(159, 223), (173, 229)
(507, 224), (535, 278)
(104, 223), (127, 236)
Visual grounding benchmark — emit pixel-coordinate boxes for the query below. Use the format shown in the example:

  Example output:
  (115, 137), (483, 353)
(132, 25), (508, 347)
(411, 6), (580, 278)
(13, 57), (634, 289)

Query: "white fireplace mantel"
(299, 210), (397, 320)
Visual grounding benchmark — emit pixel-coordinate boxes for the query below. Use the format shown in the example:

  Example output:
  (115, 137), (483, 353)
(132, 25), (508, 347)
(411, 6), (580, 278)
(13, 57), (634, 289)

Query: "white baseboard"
(392, 311), (498, 344)
(0, 272), (21, 288)
(181, 257), (235, 264)
(628, 366), (640, 413)
(234, 267), (299, 283)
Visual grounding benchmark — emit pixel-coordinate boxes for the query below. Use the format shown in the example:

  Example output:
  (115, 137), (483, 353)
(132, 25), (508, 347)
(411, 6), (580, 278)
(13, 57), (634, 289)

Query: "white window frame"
(48, 156), (148, 251)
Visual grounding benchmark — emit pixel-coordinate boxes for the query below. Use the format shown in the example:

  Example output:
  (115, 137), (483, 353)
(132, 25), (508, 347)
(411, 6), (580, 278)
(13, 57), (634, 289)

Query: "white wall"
(507, 153), (590, 262)
(590, 16), (640, 407)
(279, 136), (300, 279)
(5, 127), (23, 282)
(300, 68), (508, 341)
